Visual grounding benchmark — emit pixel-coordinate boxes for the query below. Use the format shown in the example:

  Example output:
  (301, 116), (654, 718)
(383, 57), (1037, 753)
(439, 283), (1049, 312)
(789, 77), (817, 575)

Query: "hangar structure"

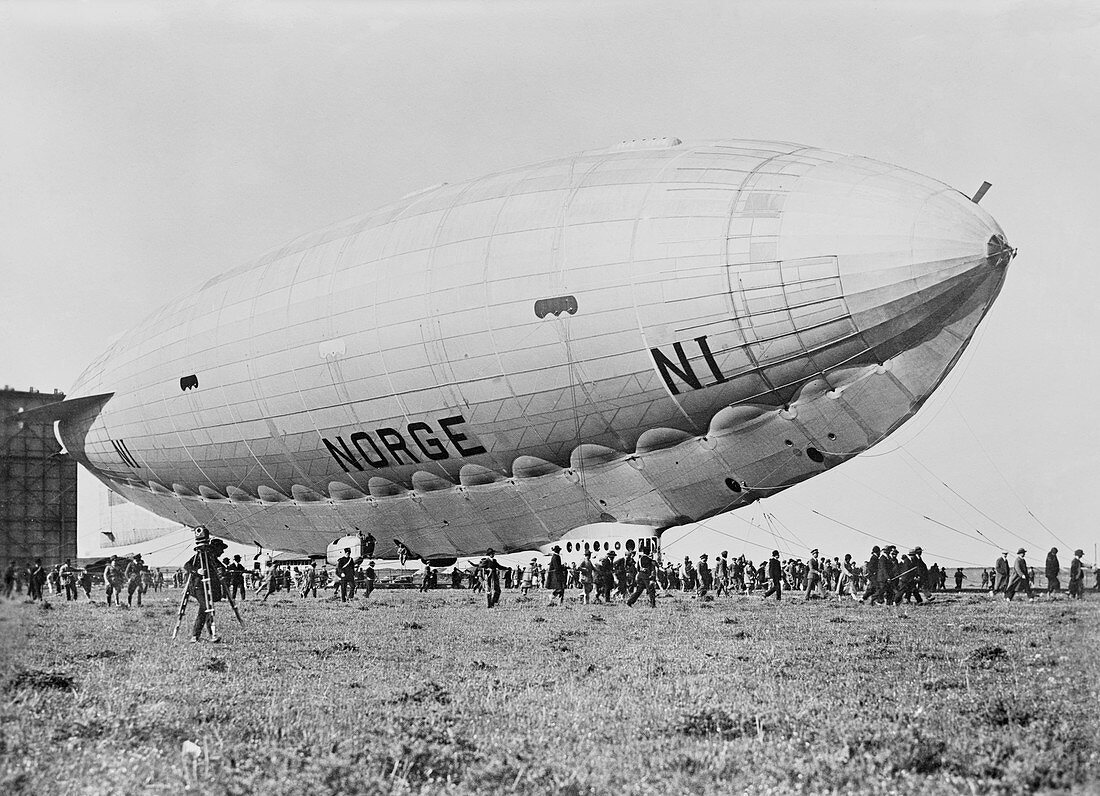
(0, 387), (77, 566)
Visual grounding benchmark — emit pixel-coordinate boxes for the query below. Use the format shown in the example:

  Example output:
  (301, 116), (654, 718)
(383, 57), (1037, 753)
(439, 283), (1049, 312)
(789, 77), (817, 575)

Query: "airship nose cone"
(777, 155), (1011, 367)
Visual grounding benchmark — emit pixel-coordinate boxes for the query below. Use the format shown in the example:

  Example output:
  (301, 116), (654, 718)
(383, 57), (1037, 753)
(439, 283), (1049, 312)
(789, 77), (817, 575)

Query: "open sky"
(2, 0), (1098, 567)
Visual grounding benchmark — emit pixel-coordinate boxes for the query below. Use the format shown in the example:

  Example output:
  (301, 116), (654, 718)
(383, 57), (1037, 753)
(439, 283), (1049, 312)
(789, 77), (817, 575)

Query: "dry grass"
(1, 588), (1098, 795)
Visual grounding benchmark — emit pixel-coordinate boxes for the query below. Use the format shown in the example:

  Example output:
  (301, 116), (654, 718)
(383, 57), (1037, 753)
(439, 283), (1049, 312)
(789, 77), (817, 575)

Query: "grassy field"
(1, 587), (1097, 795)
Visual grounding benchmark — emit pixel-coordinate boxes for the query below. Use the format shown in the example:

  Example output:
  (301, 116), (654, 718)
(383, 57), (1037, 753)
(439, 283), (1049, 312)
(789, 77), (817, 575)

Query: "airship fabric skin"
(56, 138), (1012, 559)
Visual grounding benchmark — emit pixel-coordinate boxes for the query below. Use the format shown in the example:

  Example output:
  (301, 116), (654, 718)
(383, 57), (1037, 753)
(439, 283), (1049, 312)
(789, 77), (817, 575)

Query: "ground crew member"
(992, 552), (1010, 594)
(103, 556), (125, 606)
(477, 548), (508, 608)
(262, 563), (282, 602)
(1069, 550), (1085, 599)
(579, 550), (595, 604)
(697, 554), (712, 598)
(1004, 548), (1034, 601)
(761, 550), (783, 601)
(546, 545), (567, 605)
(1045, 548), (1061, 597)
(859, 546), (886, 604)
(362, 560), (376, 598)
(893, 550), (924, 605)
(613, 552), (629, 600)
(27, 559), (46, 601)
(335, 548), (355, 602)
(125, 554), (146, 607)
(954, 568), (965, 590)
(599, 551), (616, 602)
(715, 551), (730, 597)
(803, 549), (823, 600)
(227, 555), (246, 601)
(78, 568), (93, 600)
(627, 548), (657, 608)
(300, 562), (317, 598)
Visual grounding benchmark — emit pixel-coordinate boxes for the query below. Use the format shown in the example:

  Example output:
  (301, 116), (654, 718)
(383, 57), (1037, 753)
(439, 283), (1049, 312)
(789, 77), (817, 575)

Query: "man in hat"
(803, 549), (823, 600)
(125, 554), (147, 607)
(911, 547), (931, 600)
(992, 552), (1010, 595)
(892, 549), (924, 605)
(477, 548), (508, 608)
(1044, 547), (1061, 598)
(1004, 548), (1034, 601)
(761, 550), (784, 601)
(546, 545), (567, 605)
(1069, 549), (1085, 599)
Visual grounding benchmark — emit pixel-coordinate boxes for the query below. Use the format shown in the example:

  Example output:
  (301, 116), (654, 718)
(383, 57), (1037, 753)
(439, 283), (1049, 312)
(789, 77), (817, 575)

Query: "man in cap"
(1069, 549), (1085, 599)
(696, 553), (712, 598)
(477, 548), (508, 608)
(361, 559), (376, 599)
(803, 549), (824, 600)
(992, 552), (1010, 595)
(335, 547), (356, 602)
(1004, 548), (1034, 601)
(546, 545), (567, 605)
(125, 554), (147, 607)
(761, 550), (784, 601)
(1044, 547), (1061, 598)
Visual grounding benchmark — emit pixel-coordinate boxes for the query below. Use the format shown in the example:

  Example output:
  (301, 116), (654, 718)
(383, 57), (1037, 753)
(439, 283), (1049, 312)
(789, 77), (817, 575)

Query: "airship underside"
(50, 138), (1012, 559)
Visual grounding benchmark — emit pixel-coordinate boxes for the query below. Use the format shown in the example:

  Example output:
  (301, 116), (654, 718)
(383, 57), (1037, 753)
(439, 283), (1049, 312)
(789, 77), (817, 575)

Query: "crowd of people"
(1, 556), (165, 605)
(3, 542), (1095, 611)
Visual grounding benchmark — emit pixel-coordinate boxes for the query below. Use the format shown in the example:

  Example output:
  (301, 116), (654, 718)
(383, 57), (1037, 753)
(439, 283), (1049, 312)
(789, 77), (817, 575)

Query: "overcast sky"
(2, 0), (1098, 566)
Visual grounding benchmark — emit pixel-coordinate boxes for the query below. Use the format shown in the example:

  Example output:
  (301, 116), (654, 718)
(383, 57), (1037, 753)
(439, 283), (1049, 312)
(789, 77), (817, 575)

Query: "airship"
(32, 137), (1013, 564)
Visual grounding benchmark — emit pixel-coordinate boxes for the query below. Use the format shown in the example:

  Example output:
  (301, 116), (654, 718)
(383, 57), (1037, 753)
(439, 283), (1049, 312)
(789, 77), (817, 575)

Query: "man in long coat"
(546, 545), (567, 605)
(1044, 548), (1061, 597)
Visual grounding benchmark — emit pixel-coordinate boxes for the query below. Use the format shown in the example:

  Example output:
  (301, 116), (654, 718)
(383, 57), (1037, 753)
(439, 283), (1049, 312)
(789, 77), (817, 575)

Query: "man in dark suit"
(627, 548), (658, 608)
(1044, 547), (1061, 597)
(761, 550), (783, 601)
(546, 545), (567, 605)
(335, 548), (356, 602)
